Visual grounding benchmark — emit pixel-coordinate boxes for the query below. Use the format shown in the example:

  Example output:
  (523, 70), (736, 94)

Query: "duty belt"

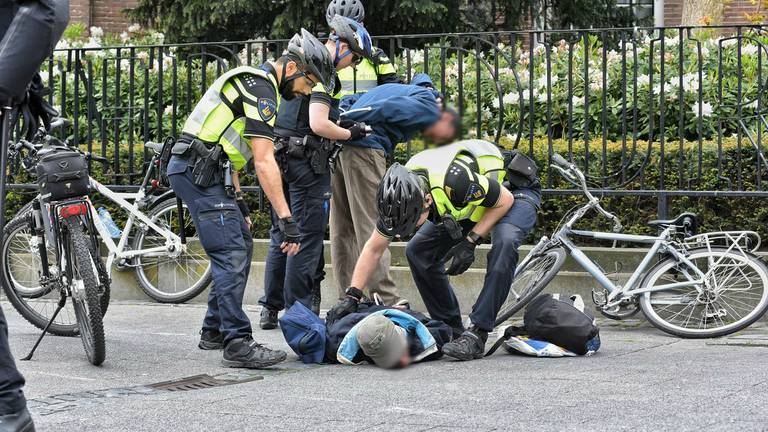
(274, 135), (341, 175)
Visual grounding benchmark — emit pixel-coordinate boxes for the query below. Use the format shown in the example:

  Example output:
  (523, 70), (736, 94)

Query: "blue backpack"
(279, 302), (327, 364)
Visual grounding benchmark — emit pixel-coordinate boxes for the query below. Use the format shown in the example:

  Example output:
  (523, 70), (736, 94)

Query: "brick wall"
(68, 0), (139, 33)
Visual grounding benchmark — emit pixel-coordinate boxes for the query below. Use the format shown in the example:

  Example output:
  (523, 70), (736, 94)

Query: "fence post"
(657, 193), (668, 220)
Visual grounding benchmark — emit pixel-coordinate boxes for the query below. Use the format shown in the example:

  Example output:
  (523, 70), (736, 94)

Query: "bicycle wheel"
(1, 213), (79, 336)
(133, 198), (212, 303)
(494, 247), (567, 326)
(639, 247), (768, 338)
(65, 217), (106, 365)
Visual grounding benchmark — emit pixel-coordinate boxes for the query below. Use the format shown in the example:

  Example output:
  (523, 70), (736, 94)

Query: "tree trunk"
(681, 0), (725, 26)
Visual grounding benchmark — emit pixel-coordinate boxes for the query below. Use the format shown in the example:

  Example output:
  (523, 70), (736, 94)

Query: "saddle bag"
(502, 150), (539, 189)
(36, 148), (90, 201)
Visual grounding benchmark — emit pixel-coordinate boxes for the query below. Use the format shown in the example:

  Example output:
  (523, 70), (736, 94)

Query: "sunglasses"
(299, 71), (318, 88)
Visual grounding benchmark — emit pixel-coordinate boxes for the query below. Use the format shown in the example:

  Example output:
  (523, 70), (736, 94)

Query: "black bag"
(486, 293), (600, 356)
(36, 148), (90, 201)
(502, 150), (539, 189)
(522, 294), (600, 355)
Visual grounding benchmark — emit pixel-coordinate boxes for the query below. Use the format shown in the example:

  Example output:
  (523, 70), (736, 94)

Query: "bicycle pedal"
(591, 289), (608, 306)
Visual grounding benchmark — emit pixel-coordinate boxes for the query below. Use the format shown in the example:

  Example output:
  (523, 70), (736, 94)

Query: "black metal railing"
(9, 25), (768, 218)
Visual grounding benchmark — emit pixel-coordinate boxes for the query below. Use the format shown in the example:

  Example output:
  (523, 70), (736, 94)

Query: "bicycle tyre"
(66, 217), (106, 366)
(1, 213), (110, 336)
(494, 247), (567, 327)
(639, 247), (768, 338)
(133, 198), (212, 303)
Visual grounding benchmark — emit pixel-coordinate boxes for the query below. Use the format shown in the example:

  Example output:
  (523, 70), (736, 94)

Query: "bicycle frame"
(86, 178), (183, 273)
(553, 227), (709, 305)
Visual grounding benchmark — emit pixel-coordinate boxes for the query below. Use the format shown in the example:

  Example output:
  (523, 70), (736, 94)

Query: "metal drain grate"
(148, 373), (264, 392)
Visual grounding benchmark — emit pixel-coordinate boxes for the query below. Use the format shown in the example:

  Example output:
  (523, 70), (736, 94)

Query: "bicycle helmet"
(329, 15), (373, 62)
(286, 29), (336, 93)
(326, 0), (365, 25)
(377, 163), (426, 238)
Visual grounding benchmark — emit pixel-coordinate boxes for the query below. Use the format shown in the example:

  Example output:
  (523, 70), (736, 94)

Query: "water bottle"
(97, 207), (122, 238)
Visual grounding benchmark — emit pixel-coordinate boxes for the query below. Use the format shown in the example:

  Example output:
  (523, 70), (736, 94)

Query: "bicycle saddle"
(647, 212), (698, 235)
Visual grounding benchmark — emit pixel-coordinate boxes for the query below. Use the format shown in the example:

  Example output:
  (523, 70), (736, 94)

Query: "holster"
(276, 135), (335, 175)
(172, 135), (225, 187)
(502, 150), (539, 189)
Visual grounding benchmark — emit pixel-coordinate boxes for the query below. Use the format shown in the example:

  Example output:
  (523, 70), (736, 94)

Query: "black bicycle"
(7, 130), (111, 365)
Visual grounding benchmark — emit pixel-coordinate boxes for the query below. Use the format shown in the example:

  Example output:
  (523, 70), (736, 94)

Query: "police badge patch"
(463, 182), (485, 204)
(258, 98), (277, 122)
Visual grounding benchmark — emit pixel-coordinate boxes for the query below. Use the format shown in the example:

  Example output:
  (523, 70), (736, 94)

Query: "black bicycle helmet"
(326, 0), (365, 25)
(377, 163), (426, 238)
(329, 15), (373, 60)
(286, 29), (336, 93)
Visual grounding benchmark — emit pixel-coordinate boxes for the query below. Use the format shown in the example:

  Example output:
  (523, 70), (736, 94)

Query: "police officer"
(259, 17), (374, 328)
(0, 1), (69, 430)
(325, 0), (402, 97)
(327, 140), (541, 361)
(166, 30), (335, 368)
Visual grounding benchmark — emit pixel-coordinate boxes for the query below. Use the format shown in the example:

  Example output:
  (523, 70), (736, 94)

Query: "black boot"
(259, 307), (278, 330)
(442, 327), (488, 361)
(0, 407), (35, 432)
(222, 335), (287, 369)
(198, 329), (224, 350)
(310, 285), (321, 316)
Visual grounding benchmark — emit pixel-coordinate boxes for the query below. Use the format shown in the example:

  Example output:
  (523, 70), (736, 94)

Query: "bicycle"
(495, 153), (768, 338)
(2, 130), (211, 339)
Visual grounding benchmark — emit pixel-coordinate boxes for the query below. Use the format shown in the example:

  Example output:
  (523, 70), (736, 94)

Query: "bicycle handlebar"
(551, 153), (571, 169)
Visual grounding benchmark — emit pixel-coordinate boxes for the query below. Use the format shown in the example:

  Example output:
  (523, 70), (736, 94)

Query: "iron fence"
(9, 25), (768, 218)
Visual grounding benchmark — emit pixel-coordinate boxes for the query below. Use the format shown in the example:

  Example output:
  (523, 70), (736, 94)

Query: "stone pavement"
(4, 301), (768, 432)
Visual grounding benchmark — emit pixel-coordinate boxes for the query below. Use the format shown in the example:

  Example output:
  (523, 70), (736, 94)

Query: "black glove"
(236, 199), (250, 218)
(442, 237), (477, 276)
(325, 287), (364, 325)
(277, 216), (301, 244)
(339, 120), (371, 140)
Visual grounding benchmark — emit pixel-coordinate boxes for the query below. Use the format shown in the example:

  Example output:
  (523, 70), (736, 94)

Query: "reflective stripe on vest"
(338, 59), (378, 97)
(405, 140), (505, 223)
(182, 66), (279, 171)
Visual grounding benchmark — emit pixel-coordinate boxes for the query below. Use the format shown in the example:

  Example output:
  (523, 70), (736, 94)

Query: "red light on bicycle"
(59, 203), (89, 218)
(154, 160), (160, 166)
(151, 179), (159, 188)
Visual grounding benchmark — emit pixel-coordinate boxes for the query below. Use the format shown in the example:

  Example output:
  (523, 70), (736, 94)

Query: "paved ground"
(4, 301), (768, 432)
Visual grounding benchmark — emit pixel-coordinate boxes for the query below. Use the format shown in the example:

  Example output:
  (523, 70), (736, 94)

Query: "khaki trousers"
(330, 145), (400, 304)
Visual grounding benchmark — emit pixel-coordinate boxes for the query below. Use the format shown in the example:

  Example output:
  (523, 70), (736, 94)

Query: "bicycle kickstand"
(20, 294), (67, 361)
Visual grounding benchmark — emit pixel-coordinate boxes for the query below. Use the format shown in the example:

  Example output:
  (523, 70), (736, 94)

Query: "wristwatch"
(345, 286), (364, 301)
(467, 231), (483, 245)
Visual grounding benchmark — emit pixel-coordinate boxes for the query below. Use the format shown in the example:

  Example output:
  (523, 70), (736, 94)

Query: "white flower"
(590, 81), (602, 92)
(573, 97), (584, 106)
(491, 98), (500, 109)
(682, 73), (699, 93)
(606, 49), (621, 65)
(636, 74), (650, 87)
(721, 39), (737, 48)
(83, 38), (101, 49)
(664, 36), (680, 47)
(120, 32), (129, 43)
(136, 51), (150, 64)
(693, 101), (713, 117)
(128, 23), (141, 33)
(700, 46), (710, 58)
(90, 26), (104, 39)
(533, 44), (546, 56)
(536, 91), (548, 103)
(164, 106), (173, 116)
(163, 55), (174, 69)
(505, 133), (518, 142)
(503, 92), (519, 105)
(536, 75), (548, 89)
(55, 39), (70, 51)
(497, 42), (506, 50)
(624, 42), (634, 52)
(38, 71), (49, 82)
(742, 44), (759, 56)
(746, 99), (759, 109)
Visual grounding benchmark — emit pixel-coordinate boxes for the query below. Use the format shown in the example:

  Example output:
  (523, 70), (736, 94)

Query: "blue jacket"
(325, 304), (452, 365)
(339, 73), (441, 155)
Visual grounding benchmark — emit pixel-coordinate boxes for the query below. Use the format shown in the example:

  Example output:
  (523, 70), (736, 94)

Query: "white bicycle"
(2, 134), (211, 336)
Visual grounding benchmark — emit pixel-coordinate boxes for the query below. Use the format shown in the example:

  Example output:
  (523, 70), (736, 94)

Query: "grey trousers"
(330, 146), (400, 304)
